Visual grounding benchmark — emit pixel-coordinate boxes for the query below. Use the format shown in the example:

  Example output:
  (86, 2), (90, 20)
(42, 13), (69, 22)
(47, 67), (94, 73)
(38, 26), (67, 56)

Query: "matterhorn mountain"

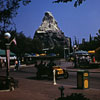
(34, 11), (70, 49)
(36, 11), (62, 34)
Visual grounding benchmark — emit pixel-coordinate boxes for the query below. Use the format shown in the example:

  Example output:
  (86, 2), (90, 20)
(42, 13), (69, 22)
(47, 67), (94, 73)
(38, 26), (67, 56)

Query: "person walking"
(15, 60), (19, 71)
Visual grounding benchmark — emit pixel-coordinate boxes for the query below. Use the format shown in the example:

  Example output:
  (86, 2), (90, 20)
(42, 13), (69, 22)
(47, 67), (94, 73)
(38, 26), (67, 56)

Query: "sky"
(14, 0), (100, 44)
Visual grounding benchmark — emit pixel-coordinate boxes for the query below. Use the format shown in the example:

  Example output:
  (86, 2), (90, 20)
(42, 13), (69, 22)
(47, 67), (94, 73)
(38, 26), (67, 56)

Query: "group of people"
(35, 60), (56, 70)
(73, 54), (95, 68)
(0, 58), (21, 71)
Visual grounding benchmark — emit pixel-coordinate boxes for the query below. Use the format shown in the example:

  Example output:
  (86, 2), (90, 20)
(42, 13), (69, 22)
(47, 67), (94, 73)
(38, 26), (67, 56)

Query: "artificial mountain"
(34, 11), (70, 49)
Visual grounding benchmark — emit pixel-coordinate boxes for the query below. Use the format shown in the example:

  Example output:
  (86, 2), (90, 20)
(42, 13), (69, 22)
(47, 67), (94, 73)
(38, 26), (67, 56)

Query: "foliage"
(0, 30), (66, 58)
(12, 31), (43, 57)
(0, 0), (31, 32)
(79, 29), (100, 51)
(56, 93), (90, 100)
(31, 38), (43, 53)
(79, 41), (98, 51)
(0, 30), (43, 57)
(53, 0), (86, 7)
(96, 29), (100, 42)
(53, 45), (64, 57)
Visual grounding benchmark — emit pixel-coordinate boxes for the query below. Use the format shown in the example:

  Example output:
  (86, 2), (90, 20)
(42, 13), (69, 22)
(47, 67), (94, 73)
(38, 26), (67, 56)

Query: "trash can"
(77, 70), (89, 89)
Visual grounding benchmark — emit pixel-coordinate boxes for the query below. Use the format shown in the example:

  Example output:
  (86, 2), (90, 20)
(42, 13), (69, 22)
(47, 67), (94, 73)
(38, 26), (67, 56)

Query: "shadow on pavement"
(26, 76), (53, 81)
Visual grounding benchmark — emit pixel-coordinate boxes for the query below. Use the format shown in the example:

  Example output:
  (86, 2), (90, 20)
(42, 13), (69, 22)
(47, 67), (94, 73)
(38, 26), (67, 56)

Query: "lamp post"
(64, 47), (68, 59)
(4, 32), (11, 78)
(42, 48), (49, 54)
(73, 45), (76, 52)
(64, 47), (70, 59)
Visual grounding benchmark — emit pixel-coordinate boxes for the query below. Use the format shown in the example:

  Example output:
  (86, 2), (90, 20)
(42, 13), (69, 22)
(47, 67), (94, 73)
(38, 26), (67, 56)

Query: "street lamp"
(73, 45), (77, 52)
(64, 47), (66, 59)
(64, 47), (68, 59)
(4, 32), (11, 78)
(2, 33), (17, 90)
(4, 32), (11, 39)
(42, 48), (49, 54)
(64, 47), (70, 59)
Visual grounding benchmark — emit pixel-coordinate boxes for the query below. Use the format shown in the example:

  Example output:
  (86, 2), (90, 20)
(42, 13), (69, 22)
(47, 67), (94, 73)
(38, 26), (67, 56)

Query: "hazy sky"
(14, 0), (100, 43)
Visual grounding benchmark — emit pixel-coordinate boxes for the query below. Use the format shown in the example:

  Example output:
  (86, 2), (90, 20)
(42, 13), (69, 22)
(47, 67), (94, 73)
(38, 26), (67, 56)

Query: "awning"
(88, 50), (95, 54)
(0, 56), (16, 60)
(74, 50), (89, 55)
(0, 49), (16, 56)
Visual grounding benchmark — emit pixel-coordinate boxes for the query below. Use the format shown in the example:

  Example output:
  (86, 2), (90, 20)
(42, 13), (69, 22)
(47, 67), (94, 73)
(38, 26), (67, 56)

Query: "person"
(77, 56), (80, 68)
(93, 56), (95, 62)
(18, 60), (21, 67)
(73, 55), (77, 68)
(0, 59), (4, 69)
(34, 61), (39, 69)
(47, 60), (56, 70)
(42, 61), (47, 68)
(0, 59), (2, 69)
(35, 60), (43, 71)
(14, 60), (19, 71)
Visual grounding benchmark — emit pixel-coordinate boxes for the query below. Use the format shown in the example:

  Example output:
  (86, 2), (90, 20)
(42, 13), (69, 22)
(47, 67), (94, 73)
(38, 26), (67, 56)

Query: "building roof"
(0, 49), (16, 56)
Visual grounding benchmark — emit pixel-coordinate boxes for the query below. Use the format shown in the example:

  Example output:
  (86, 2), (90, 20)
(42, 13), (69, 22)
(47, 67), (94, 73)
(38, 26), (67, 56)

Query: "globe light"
(74, 45), (77, 48)
(4, 32), (11, 39)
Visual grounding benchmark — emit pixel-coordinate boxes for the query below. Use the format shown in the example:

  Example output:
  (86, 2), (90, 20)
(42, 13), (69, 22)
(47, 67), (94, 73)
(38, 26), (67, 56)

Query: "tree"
(53, 0), (86, 7)
(89, 34), (92, 42)
(8, 30), (33, 57)
(79, 29), (100, 51)
(96, 29), (100, 42)
(0, 0), (31, 33)
(32, 39), (43, 53)
(53, 45), (64, 57)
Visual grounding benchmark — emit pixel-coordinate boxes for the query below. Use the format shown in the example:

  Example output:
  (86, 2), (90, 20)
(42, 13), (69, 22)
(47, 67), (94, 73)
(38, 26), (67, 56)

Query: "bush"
(56, 93), (90, 100)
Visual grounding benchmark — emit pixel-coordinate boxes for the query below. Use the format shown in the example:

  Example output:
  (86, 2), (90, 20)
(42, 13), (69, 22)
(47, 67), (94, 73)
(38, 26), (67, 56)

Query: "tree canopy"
(53, 0), (86, 7)
(79, 29), (100, 51)
(7, 31), (43, 57)
(96, 29), (100, 42)
(0, 0), (31, 33)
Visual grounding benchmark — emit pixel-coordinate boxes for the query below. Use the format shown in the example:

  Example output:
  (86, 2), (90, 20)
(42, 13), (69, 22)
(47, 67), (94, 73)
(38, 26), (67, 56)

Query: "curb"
(67, 69), (100, 73)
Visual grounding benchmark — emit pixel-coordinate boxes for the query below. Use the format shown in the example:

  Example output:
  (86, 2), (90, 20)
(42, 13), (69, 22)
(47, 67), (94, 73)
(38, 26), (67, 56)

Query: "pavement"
(0, 76), (100, 100)
(10, 62), (100, 73)
(67, 67), (100, 73)
(0, 63), (100, 100)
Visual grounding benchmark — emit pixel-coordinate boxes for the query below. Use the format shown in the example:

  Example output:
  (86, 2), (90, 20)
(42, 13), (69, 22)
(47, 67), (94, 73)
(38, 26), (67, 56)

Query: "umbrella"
(74, 50), (89, 55)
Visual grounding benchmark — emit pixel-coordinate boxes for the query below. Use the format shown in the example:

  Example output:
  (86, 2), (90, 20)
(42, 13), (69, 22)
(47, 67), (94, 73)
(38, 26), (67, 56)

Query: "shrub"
(56, 93), (90, 100)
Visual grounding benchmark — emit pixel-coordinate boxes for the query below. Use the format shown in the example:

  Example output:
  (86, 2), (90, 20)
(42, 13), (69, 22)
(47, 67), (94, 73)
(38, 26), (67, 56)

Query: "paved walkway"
(10, 62), (100, 73)
(0, 78), (100, 100)
(67, 68), (100, 73)
(0, 63), (100, 100)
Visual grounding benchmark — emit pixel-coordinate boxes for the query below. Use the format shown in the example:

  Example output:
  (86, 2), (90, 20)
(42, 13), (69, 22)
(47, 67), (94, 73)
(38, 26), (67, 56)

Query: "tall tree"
(96, 29), (100, 42)
(0, 0), (31, 33)
(10, 31), (34, 57)
(32, 39), (43, 53)
(53, 0), (86, 7)
(89, 34), (92, 42)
